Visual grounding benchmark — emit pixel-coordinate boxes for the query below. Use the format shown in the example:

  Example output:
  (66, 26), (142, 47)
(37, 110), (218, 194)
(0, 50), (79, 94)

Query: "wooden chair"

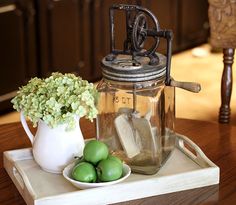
(208, 0), (236, 123)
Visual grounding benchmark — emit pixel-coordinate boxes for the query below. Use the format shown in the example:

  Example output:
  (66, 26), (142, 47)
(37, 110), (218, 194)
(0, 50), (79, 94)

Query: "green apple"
(72, 162), (97, 183)
(107, 155), (123, 168)
(83, 140), (109, 165)
(97, 159), (123, 182)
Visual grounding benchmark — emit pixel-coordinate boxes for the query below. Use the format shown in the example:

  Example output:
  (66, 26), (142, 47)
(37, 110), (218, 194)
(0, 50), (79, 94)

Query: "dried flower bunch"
(12, 72), (98, 130)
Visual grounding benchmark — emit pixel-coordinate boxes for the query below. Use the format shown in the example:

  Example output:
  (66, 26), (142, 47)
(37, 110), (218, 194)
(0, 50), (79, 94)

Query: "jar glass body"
(96, 79), (175, 174)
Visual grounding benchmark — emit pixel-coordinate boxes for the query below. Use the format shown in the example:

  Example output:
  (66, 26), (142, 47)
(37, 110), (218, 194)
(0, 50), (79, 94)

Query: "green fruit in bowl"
(97, 159), (123, 182)
(72, 162), (97, 183)
(107, 155), (123, 167)
(83, 140), (109, 165)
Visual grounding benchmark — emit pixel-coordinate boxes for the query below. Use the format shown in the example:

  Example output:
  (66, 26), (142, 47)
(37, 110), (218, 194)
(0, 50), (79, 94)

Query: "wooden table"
(0, 118), (235, 205)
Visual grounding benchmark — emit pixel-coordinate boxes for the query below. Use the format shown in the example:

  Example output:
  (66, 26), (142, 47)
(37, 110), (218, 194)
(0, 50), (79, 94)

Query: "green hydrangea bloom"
(11, 72), (98, 130)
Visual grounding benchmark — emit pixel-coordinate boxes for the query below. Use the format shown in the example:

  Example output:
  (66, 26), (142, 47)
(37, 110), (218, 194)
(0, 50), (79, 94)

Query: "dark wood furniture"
(0, 0), (209, 113)
(208, 0), (236, 123)
(0, 118), (236, 204)
(0, 0), (37, 112)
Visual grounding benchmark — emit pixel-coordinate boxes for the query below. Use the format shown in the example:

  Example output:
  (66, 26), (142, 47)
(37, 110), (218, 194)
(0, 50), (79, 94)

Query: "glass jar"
(96, 54), (176, 175)
(95, 4), (201, 175)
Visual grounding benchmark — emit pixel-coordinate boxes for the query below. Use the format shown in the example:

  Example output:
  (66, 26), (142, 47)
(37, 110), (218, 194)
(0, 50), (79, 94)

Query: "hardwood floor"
(0, 44), (235, 125)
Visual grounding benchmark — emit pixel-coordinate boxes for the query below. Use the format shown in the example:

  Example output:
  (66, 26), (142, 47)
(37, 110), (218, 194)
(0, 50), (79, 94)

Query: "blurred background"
(0, 0), (235, 124)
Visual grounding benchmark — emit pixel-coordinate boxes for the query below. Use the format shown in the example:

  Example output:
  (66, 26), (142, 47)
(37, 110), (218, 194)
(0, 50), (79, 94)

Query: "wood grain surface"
(0, 118), (236, 205)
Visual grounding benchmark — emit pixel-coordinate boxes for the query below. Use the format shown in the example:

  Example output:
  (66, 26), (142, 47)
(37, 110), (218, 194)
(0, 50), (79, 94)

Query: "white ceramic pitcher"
(20, 112), (85, 174)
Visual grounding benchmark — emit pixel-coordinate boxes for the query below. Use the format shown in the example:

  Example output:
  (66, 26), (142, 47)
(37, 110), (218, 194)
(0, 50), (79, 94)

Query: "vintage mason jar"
(96, 53), (176, 175)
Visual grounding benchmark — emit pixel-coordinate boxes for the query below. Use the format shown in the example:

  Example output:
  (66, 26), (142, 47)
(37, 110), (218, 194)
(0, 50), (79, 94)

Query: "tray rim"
(3, 133), (220, 205)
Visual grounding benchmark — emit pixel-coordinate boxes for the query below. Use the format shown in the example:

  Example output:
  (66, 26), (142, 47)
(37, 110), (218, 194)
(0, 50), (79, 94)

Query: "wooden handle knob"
(170, 80), (201, 93)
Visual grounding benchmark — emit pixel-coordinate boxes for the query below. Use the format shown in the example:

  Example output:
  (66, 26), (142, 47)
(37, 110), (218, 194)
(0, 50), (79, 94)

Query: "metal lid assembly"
(101, 4), (201, 93)
(101, 4), (173, 83)
(102, 53), (166, 82)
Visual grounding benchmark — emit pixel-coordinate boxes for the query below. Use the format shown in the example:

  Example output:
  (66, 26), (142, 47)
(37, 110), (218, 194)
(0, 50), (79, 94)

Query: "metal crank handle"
(170, 80), (201, 93)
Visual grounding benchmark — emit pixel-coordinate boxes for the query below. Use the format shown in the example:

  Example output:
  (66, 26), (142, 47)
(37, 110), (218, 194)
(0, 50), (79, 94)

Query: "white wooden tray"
(3, 133), (220, 205)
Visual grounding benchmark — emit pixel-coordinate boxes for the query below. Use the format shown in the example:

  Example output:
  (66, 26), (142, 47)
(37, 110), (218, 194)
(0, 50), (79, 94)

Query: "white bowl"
(63, 163), (131, 189)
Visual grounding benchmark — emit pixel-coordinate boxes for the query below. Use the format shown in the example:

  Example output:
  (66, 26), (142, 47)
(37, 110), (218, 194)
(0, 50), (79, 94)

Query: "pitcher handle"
(20, 112), (34, 144)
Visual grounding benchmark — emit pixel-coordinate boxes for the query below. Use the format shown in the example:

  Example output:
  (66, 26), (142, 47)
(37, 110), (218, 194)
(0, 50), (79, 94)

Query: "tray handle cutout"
(11, 164), (37, 199)
(176, 134), (210, 168)
(13, 166), (24, 189)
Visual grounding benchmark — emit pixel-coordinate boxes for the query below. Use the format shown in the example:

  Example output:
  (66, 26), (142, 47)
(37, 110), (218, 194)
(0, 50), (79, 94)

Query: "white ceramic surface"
(63, 163), (131, 189)
(20, 112), (85, 174)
